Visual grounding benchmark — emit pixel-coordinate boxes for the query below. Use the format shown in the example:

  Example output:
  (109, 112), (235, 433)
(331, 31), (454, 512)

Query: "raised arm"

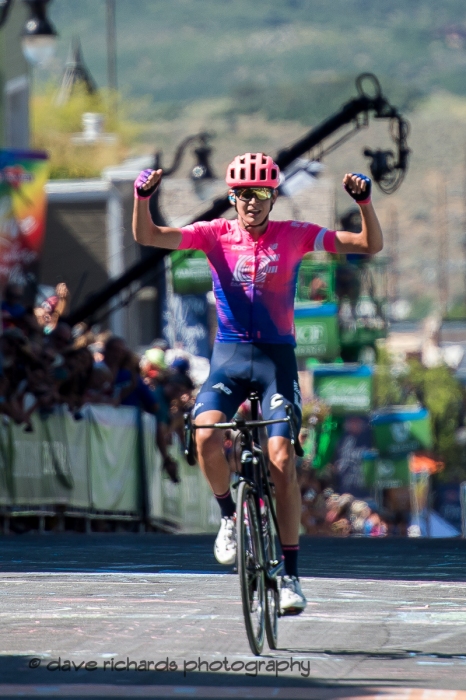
(335, 173), (383, 255)
(132, 169), (183, 249)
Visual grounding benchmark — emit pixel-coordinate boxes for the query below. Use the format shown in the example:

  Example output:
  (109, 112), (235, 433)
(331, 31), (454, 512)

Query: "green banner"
(294, 304), (340, 360)
(363, 455), (410, 489)
(171, 250), (212, 295)
(0, 409), (88, 507)
(162, 436), (221, 533)
(312, 366), (373, 415)
(371, 407), (432, 458)
(0, 406), (221, 533)
(87, 406), (139, 512)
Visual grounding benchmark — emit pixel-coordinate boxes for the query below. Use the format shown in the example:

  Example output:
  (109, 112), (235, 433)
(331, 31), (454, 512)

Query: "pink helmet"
(226, 152), (280, 189)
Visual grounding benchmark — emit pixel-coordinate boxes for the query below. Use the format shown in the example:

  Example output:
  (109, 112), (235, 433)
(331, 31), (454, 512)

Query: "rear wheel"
(262, 492), (279, 649)
(237, 480), (265, 656)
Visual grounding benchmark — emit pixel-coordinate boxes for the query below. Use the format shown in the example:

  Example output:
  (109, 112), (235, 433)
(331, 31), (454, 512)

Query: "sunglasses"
(234, 187), (274, 201)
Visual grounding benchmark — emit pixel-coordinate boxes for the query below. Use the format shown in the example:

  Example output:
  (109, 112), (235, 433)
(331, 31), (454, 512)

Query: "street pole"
(388, 204), (399, 306)
(106, 0), (117, 112)
(437, 177), (449, 317)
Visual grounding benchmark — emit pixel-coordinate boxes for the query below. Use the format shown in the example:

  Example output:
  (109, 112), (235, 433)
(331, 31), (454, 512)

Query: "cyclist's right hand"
(134, 168), (163, 199)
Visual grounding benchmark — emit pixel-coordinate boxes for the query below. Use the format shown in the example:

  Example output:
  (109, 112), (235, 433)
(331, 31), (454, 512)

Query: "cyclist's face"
(231, 188), (278, 229)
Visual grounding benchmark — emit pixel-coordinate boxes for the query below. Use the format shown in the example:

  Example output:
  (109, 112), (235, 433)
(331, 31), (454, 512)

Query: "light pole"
(20, 0), (58, 66)
(0, 0), (58, 64)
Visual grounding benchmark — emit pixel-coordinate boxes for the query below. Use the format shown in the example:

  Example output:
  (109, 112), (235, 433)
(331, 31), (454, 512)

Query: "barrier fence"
(0, 406), (220, 534)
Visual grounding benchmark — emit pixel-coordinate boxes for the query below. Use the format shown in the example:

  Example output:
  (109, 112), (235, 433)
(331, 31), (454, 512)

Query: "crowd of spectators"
(0, 282), (195, 483)
(298, 466), (388, 537)
(0, 282), (410, 534)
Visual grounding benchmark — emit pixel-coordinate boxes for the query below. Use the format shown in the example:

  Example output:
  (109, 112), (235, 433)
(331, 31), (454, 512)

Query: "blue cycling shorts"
(192, 343), (302, 440)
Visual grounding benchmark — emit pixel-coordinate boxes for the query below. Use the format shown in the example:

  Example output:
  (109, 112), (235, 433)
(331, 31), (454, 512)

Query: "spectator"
(35, 283), (70, 335)
(2, 283), (26, 329)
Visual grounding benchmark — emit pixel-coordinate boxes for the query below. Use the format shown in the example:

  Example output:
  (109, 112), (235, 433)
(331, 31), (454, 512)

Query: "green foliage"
(373, 349), (405, 409)
(31, 83), (145, 179)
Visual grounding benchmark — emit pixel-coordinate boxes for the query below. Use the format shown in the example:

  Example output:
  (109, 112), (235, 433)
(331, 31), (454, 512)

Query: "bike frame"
(184, 395), (301, 577)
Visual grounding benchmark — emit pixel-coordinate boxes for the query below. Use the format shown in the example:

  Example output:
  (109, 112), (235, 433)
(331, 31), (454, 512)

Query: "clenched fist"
(343, 173), (372, 204)
(134, 169), (163, 199)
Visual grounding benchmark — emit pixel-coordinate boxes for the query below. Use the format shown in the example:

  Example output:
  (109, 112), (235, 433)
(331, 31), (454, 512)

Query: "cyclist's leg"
(255, 344), (306, 611)
(193, 343), (249, 498)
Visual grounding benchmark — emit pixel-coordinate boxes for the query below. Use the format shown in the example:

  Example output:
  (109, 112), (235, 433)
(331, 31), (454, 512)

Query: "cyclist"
(133, 153), (382, 614)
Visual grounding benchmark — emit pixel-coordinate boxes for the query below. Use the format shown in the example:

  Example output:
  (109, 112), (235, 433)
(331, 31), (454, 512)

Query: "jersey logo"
(270, 393), (284, 410)
(232, 254), (277, 285)
(212, 382), (232, 395)
(193, 402), (204, 416)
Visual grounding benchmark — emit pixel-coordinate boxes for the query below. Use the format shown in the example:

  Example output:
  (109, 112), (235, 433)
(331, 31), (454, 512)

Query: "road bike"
(184, 392), (302, 655)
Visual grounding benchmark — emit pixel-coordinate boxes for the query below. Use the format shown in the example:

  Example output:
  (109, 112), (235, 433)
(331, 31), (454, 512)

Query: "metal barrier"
(0, 405), (220, 534)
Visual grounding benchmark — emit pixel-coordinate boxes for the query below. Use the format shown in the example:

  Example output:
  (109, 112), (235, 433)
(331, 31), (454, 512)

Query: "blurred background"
(1, 0), (466, 537)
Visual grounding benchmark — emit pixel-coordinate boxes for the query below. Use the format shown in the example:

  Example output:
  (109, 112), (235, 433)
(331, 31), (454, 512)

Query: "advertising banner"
(371, 407), (432, 458)
(294, 304), (340, 360)
(312, 364), (373, 415)
(171, 250), (212, 295)
(0, 408), (88, 507)
(363, 454), (410, 489)
(163, 435), (221, 533)
(87, 405), (140, 512)
(0, 149), (49, 287)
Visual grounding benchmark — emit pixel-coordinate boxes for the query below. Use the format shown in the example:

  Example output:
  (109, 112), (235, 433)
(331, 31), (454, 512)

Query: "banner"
(162, 434), (221, 533)
(294, 304), (340, 360)
(363, 454), (410, 489)
(171, 250), (212, 295)
(0, 149), (49, 287)
(371, 407), (432, 458)
(0, 406), (220, 533)
(312, 364), (373, 415)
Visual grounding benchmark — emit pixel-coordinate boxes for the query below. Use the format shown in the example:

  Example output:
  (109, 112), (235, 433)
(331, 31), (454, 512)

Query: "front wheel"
(237, 480), (265, 656)
(262, 493), (279, 650)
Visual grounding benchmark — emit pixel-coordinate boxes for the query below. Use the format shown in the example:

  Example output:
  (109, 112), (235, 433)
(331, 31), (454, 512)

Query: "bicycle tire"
(237, 480), (265, 656)
(262, 492), (279, 650)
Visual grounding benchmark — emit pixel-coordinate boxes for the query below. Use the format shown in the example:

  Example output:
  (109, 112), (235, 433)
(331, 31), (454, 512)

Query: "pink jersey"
(178, 218), (338, 345)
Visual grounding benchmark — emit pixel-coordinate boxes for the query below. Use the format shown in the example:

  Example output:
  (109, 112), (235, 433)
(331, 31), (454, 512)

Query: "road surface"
(1, 535), (466, 699)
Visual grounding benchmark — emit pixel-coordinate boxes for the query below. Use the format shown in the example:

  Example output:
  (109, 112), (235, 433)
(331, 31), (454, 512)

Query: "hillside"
(38, 1), (466, 314)
(44, 0), (466, 122)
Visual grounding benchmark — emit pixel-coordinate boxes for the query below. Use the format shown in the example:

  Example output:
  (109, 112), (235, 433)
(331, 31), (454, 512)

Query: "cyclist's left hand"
(343, 173), (371, 203)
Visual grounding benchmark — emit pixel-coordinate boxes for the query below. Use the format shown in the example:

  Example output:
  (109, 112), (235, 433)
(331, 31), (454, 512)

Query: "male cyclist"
(133, 153), (383, 614)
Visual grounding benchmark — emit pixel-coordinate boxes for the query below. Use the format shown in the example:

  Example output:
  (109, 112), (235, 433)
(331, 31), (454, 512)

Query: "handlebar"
(189, 408), (304, 458)
(191, 417), (290, 430)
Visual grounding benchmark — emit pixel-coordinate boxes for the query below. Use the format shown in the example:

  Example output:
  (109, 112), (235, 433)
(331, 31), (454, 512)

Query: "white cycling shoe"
(280, 575), (307, 615)
(214, 515), (237, 565)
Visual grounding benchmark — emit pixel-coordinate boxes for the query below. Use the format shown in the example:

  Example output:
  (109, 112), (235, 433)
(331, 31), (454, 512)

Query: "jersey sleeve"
(178, 220), (219, 254)
(294, 222), (338, 255)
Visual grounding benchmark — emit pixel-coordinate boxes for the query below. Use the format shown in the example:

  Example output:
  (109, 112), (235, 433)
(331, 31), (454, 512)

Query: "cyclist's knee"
(268, 436), (295, 475)
(195, 411), (226, 456)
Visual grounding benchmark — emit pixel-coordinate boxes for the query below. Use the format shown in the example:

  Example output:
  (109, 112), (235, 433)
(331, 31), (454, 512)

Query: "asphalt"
(1, 534), (466, 699)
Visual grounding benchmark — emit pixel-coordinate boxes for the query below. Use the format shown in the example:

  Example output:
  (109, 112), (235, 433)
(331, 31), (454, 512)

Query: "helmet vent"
(250, 164), (256, 180)
(271, 168), (277, 179)
(259, 168), (266, 181)
(240, 168), (246, 180)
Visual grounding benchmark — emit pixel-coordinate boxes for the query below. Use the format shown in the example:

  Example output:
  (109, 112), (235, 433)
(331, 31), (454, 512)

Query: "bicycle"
(184, 392), (303, 656)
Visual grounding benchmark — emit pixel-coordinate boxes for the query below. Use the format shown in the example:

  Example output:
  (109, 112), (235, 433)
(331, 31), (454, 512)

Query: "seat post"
(249, 391), (260, 421)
